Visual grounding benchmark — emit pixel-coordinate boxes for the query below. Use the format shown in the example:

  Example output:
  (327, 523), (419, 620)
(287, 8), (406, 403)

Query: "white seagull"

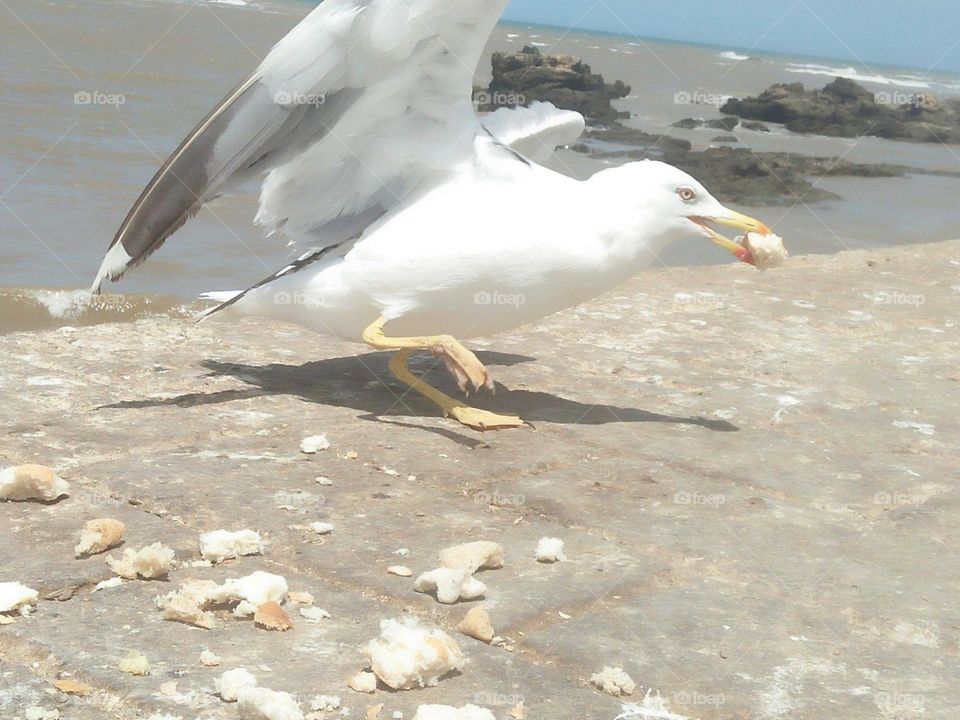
(92, 0), (778, 431)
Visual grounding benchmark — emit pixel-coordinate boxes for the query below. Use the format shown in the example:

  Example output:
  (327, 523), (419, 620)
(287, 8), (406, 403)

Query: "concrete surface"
(1, 240), (958, 719)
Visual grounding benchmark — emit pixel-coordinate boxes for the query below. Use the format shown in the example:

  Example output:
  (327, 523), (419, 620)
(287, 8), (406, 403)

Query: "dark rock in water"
(711, 135), (739, 143)
(584, 125), (692, 155)
(672, 118), (703, 129)
(742, 121), (771, 132)
(706, 117), (739, 131)
(721, 77), (960, 144)
(476, 45), (630, 124)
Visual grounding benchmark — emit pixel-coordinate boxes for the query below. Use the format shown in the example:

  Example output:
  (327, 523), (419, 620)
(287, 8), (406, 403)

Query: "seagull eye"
(678, 187), (697, 202)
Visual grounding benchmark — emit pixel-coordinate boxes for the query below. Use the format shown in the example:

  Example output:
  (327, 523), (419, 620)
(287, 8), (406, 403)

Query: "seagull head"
(614, 160), (774, 266)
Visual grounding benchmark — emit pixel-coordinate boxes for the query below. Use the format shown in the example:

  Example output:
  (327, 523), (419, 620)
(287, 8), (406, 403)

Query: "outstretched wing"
(92, 0), (511, 292)
(481, 102), (586, 164)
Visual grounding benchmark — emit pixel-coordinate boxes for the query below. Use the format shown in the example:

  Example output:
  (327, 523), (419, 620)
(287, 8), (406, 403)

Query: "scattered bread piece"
(365, 618), (464, 690)
(118, 651), (150, 676)
(457, 607), (494, 643)
(216, 668), (259, 702)
(24, 708), (59, 720)
(310, 696), (341, 712)
(255, 601), (292, 631)
(289, 591), (314, 604)
(200, 649), (221, 667)
(510, 702), (525, 720)
(75, 518), (126, 558)
(413, 568), (486, 604)
(0, 582), (38, 616)
(535, 537), (566, 563)
(299, 606), (331, 622)
(366, 704), (384, 720)
(200, 529), (264, 564)
(300, 435), (330, 454)
(52, 678), (93, 697)
(237, 686), (304, 720)
(590, 666), (636, 696)
(387, 565), (412, 577)
(159, 681), (178, 697)
(347, 671), (377, 694)
(310, 522), (334, 535)
(412, 705), (495, 720)
(106, 543), (175, 579)
(0, 465), (69, 502)
(438, 541), (504, 573)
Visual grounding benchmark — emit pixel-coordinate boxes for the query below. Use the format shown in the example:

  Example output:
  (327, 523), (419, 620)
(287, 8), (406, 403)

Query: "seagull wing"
(481, 102), (586, 164)
(92, 0), (511, 292)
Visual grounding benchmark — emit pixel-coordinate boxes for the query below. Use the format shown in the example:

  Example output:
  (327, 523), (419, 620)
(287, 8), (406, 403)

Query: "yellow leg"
(364, 318), (526, 431)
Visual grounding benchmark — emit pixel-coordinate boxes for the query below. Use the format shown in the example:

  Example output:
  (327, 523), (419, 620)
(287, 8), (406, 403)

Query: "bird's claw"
(448, 405), (526, 431)
(432, 343), (495, 395)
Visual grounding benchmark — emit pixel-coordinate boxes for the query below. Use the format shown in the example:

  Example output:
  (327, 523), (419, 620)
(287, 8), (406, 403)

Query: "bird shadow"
(101, 351), (738, 439)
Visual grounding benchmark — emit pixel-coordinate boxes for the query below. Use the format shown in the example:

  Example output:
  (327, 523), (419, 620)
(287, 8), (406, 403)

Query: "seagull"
(92, 0), (776, 431)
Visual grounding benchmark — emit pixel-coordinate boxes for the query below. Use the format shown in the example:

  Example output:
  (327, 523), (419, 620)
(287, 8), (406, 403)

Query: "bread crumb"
(535, 537), (566, 563)
(457, 607), (494, 643)
(159, 681), (178, 697)
(24, 708), (59, 720)
(739, 232), (788, 271)
(118, 650), (150, 676)
(237, 686), (304, 720)
(93, 577), (124, 592)
(0, 465), (69, 502)
(316, 476), (333, 486)
(590, 666), (636, 696)
(0, 581), (38, 616)
(347, 671), (377, 694)
(52, 678), (93, 696)
(255, 601), (292, 631)
(413, 568), (486, 604)
(438, 541), (504, 573)
(309, 695), (341, 712)
(216, 668), (258, 702)
(200, 649), (221, 667)
(366, 704), (384, 720)
(365, 617), (464, 690)
(411, 705), (495, 720)
(106, 543), (175, 579)
(200, 529), (264, 564)
(509, 702), (525, 720)
(288, 591), (314, 604)
(387, 566), (412, 577)
(300, 435), (330, 454)
(299, 606), (331, 622)
(75, 518), (126, 558)
(309, 522), (334, 535)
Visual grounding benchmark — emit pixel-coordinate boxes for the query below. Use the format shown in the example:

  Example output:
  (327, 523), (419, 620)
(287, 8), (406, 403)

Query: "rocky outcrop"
(476, 46), (630, 124)
(721, 78), (960, 143)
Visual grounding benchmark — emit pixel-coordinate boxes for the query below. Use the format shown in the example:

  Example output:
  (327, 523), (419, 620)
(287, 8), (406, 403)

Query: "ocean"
(2, 0), (959, 332)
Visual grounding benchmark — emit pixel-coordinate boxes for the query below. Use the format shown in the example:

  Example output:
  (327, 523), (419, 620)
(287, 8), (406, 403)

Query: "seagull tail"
(193, 291), (242, 323)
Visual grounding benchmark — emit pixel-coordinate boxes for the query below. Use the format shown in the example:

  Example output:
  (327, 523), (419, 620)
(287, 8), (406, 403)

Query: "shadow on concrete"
(101, 352), (739, 435)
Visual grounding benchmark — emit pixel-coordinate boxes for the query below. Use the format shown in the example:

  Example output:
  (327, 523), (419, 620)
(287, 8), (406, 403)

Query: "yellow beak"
(690, 211), (774, 266)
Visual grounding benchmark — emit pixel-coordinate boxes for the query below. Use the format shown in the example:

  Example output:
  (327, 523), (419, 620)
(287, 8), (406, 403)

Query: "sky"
(502, 0), (960, 74)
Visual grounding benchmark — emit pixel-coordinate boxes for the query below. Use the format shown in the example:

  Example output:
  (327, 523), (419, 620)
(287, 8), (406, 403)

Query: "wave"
(784, 63), (933, 89)
(719, 50), (751, 62)
(0, 288), (194, 334)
